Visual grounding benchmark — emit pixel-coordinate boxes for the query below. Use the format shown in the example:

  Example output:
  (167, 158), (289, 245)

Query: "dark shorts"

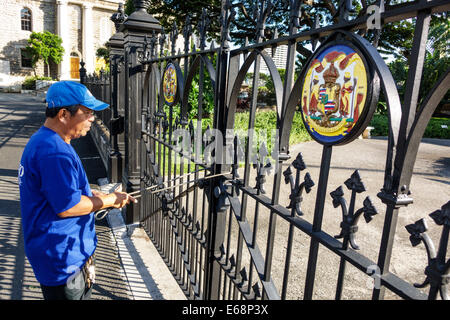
(40, 257), (95, 300)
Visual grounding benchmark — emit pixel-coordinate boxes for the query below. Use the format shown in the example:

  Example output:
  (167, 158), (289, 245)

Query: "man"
(19, 81), (135, 300)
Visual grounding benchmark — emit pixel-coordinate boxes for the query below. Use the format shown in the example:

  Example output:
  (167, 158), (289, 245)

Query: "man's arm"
(57, 191), (135, 218)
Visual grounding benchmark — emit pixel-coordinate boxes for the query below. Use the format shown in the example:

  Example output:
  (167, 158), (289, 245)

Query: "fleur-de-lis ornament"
(283, 0), (301, 30)
(254, 0), (274, 41)
(283, 152), (314, 216)
(159, 27), (166, 57)
(170, 21), (178, 56)
(183, 14), (192, 53)
(220, 0), (236, 49)
(405, 201), (450, 300)
(332, 170), (378, 250)
(198, 8), (210, 50)
(334, 0), (356, 22)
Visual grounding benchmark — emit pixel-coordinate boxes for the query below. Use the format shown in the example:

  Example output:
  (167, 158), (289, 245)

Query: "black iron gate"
(82, 0), (450, 300)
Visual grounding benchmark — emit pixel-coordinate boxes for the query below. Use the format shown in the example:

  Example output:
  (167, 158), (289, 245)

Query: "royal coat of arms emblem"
(300, 42), (374, 145)
(163, 63), (178, 106)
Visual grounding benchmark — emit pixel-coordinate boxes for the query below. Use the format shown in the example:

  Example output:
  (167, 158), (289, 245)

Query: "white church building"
(0, 0), (120, 89)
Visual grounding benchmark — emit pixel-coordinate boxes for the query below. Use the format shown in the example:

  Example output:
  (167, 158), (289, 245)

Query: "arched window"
(21, 8), (32, 31)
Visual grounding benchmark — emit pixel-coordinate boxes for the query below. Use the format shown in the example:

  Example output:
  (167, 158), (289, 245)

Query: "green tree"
(379, 14), (449, 114)
(24, 31), (64, 77)
(125, 0), (221, 40)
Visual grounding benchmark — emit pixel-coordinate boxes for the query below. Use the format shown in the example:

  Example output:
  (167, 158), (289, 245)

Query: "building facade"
(0, 0), (120, 88)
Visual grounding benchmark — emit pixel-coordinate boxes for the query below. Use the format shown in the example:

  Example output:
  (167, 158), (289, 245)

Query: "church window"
(21, 8), (32, 31)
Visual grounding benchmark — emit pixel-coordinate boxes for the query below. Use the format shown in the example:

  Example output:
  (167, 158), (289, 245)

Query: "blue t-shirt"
(19, 126), (97, 286)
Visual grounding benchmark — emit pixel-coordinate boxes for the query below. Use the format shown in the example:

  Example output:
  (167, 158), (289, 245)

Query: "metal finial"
(199, 8), (210, 50)
(133, 0), (150, 12)
(170, 21), (178, 56)
(159, 27), (166, 57)
(110, 3), (128, 32)
(183, 14), (192, 53)
(220, 0), (235, 49)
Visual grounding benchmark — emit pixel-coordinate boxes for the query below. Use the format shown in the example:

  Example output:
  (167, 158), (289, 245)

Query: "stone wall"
(68, 3), (82, 57)
(93, 8), (116, 52)
(0, 0), (57, 84)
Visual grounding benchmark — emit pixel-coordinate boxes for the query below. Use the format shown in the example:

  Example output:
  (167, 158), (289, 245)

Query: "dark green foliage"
(125, 0), (222, 41)
(369, 114), (391, 137)
(96, 47), (110, 66)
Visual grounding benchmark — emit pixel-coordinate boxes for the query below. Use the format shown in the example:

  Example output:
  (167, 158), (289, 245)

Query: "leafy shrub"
(370, 114), (450, 139)
(22, 76), (53, 90)
(424, 117), (450, 139)
(369, 114), (390, 137)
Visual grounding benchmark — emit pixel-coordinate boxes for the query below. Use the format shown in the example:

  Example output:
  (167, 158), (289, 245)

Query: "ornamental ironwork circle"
(300, 41), (376, 145)
(163, 62), (178, 106)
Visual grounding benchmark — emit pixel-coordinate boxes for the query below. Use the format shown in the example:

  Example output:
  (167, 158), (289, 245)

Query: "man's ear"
(57, 108), (69, 123)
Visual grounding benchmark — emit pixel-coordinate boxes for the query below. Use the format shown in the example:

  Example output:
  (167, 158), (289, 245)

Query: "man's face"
(65, 105), (95, 139)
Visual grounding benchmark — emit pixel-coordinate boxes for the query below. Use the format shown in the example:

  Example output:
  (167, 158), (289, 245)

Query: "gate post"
(120, 0), (161, 224)
(107, 4), (127, 183)
(203, 0), (231, 300)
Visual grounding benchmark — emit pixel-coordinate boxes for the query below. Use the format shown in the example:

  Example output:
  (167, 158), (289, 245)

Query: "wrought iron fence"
(82, 0), (450, 300)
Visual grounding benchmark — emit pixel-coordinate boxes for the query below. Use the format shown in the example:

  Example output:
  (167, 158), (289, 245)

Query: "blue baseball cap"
(46, 81), (109, 111)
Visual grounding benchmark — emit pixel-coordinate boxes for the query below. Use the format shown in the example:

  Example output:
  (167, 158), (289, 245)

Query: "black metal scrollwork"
(283, 152), (314, 216)
(252, 143), (272, 194)
(332, 170), (378, 250)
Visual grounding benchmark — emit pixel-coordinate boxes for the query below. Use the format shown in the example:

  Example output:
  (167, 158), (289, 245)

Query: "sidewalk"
(0, 92), (185, 300)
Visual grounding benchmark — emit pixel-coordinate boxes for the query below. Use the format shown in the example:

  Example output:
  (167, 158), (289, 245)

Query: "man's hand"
(57, 191), (137, 218)
(110, 191), (137, 209)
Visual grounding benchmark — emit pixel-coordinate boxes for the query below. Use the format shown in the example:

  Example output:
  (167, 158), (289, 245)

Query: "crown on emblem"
(323, 63), (339, 83)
